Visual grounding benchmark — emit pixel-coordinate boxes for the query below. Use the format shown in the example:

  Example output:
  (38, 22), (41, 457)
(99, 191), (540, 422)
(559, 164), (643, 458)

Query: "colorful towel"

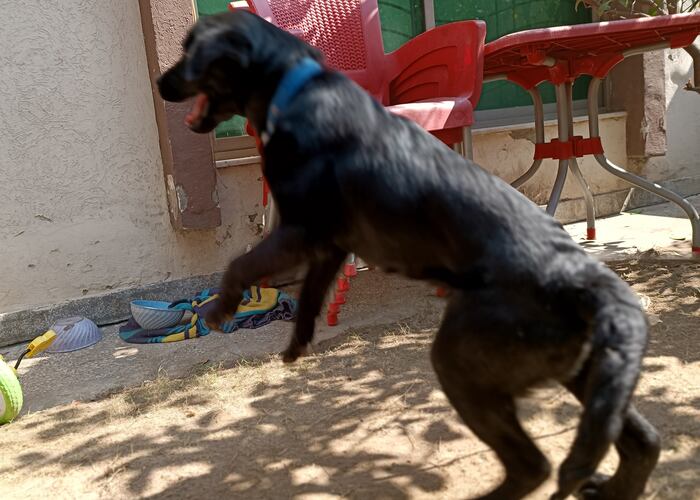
(119, 287), (297, 344)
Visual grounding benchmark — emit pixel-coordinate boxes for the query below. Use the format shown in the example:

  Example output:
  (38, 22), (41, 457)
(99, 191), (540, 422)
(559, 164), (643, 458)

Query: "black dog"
(158, 11), (660, 499)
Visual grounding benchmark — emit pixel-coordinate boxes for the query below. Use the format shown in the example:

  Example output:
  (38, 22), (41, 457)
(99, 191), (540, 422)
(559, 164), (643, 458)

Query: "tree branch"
(684, 42), (700, 93)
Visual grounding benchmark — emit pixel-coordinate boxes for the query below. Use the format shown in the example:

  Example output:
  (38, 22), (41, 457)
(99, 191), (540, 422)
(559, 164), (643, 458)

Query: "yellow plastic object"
(0, 355), (23, 423)
(0, 330), (55, 425)
(26, 330), (57, 358)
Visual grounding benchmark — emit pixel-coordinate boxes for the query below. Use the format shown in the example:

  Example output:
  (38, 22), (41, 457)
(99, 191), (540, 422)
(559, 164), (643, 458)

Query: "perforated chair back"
(247, 0), (389, 101)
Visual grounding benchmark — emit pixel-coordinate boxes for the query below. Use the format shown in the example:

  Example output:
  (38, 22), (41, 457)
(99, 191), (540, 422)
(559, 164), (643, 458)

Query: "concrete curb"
(626, 176), (700, 211)
(551, 189), (629, 225)
(545, 176), (700, 225)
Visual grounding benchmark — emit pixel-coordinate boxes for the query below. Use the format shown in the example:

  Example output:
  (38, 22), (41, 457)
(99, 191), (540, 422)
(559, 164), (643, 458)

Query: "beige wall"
(475, 114), (628, 206)
(0, 1), (261, 314)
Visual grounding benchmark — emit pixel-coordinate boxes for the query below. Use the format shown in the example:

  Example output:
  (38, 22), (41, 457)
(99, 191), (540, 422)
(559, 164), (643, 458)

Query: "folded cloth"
(119, 286), (297, 344)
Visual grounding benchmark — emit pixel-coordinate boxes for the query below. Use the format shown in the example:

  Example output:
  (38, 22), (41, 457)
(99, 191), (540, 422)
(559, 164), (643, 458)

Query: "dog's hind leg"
(562, 371), (660, 500)
(552, 305), (651, 500)
(431, 300), (551, 500)
(576, 407), (660, 500)
(282, 248), (347, 363)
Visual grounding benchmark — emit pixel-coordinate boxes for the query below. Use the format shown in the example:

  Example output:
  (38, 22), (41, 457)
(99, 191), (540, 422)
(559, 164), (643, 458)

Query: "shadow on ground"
(0, 262), (698, 499)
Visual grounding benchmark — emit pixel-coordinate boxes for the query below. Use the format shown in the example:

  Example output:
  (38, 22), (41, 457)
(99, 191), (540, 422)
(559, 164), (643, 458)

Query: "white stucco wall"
(0, 1), (262, 314)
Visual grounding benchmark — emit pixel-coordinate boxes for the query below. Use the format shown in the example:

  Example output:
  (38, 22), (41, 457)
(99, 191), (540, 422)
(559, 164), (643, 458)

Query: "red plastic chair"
(239, 0), (485, 154)
(229, 0), (485, 323)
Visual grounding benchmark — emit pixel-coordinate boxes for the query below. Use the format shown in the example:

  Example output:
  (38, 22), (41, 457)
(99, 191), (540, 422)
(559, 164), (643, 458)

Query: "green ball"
(0, 357), (23, 424)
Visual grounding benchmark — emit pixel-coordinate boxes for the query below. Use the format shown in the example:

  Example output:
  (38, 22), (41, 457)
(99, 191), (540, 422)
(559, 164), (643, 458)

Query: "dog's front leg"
(207, 225), (309, 328)
(282, 248), (347, 363)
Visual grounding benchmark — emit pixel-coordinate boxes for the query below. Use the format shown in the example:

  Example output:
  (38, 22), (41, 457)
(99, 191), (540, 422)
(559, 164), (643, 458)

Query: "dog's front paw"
(281, 342), (308, 364)
(206, 290), (242, 330)
(205, 305), (231, 331)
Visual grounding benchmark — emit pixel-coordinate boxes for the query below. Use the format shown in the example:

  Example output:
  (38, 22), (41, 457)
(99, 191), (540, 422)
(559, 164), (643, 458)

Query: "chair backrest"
(385, 20), (485, 110)
(246, 0), (389, 102)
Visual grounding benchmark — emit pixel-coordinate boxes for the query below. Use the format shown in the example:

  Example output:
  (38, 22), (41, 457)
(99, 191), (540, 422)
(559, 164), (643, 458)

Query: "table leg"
(463, 126), (474, 160)
(568, 158), (597, 239)
(512, 87), (545, 189)
(547, 160), (569, 216)
(264, 197), (279, 238)
(345, 253), (358, 276)
(258, 193), (280, 288)
(546, 84), (571, 216)
(567, 82), (597, 240)
(588, 78), (700, 252)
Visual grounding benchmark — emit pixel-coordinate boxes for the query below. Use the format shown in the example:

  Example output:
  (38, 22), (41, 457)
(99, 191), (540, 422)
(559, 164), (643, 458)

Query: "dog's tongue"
(185, 93), (209, 127)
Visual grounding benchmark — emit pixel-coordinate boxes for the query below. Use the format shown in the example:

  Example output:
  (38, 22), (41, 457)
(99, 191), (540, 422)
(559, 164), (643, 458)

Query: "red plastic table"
(484, 13), (700, 253)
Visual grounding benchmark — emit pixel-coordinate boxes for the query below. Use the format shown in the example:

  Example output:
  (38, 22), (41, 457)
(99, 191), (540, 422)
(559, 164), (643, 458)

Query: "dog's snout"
(157, 64), (194, 103)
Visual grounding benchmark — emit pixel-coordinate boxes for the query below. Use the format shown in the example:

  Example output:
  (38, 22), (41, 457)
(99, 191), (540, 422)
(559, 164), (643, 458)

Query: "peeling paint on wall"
(176, 184), (189, 212)
(509, 128), (536, 144)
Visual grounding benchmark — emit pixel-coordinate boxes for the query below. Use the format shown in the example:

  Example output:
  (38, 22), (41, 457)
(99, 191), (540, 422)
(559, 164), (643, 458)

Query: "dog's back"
(269, 73), (587, 284)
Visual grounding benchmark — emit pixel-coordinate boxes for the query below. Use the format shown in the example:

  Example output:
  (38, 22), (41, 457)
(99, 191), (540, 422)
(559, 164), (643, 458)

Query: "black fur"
(158, 11), (660, 499)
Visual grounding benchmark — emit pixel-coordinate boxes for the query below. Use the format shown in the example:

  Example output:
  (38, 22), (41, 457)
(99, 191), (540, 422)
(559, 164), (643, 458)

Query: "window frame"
(138, 0), (222, 230)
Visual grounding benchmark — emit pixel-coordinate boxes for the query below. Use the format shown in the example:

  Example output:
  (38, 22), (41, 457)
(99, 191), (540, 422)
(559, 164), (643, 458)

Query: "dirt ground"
(0, 260), (698, 500)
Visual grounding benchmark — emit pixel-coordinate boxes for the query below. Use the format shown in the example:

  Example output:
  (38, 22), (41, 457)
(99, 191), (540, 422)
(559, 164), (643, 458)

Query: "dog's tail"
(553, 274), (650, 499)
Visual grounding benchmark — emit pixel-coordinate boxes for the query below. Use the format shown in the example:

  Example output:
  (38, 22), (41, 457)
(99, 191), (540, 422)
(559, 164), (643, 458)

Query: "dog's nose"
(157, 70), (184, 102)
(156, 72), (173, 95)
(157, 65), (197, 103)
(156, 73), (168, 96)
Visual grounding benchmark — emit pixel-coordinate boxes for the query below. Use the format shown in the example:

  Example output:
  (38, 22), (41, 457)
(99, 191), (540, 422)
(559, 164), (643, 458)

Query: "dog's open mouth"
(185, 93), (210, 130)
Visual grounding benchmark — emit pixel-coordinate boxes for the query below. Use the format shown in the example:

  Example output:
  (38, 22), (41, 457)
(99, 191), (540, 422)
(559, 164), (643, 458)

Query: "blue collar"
(261, 57), (324, 144)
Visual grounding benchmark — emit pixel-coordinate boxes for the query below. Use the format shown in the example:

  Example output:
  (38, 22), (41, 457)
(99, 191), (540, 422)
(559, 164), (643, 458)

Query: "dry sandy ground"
(0, 261), (698, 499)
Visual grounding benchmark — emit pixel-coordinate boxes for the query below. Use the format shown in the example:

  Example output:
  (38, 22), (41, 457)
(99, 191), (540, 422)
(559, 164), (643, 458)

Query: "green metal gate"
(193, 0), (591, 136)
(433, 0), (591, 110)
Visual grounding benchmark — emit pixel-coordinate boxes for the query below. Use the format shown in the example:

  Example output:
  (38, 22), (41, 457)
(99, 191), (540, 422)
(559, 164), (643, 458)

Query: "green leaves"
(574, 0), (696, 16)
(574, 1), (615, 15)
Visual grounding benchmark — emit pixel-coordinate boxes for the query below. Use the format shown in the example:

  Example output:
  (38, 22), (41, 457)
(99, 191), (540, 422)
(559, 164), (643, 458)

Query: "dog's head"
(157, 10), (323, 133)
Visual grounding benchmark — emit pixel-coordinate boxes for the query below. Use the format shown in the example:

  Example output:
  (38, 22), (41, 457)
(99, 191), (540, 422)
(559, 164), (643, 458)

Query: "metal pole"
(423, 0), (435, 30)
(462, 127), (474, 160)
(566, 82), (596, 238)
(512, 87), (545, 188)
(546, 84), (571, 216)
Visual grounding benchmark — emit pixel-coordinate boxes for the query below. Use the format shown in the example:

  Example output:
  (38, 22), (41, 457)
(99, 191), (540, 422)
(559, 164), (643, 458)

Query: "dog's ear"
(307, 44), (324, 63)
(183, 33), (252, 82)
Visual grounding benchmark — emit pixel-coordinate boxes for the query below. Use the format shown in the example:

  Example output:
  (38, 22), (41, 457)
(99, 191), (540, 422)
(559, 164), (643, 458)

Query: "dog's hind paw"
(573, 474), (621, 500)
(281, 343), (308, 364)
(552, 473), (630, 500)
